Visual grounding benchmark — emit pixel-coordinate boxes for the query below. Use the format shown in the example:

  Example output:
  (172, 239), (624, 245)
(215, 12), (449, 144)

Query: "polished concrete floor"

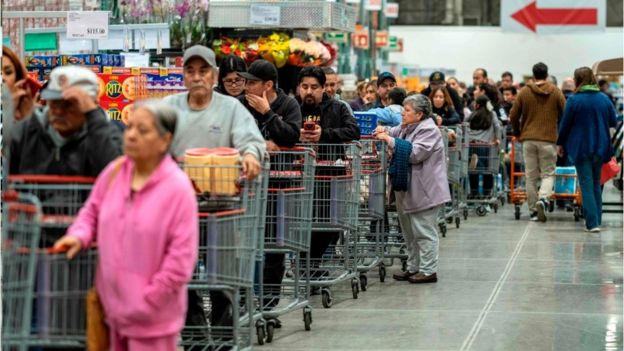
(258, 185), (623, 351)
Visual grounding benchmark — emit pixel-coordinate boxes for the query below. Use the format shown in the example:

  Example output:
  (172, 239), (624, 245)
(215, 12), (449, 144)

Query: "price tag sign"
(66, 11), (109, 39)
(249, 5), (281, 26)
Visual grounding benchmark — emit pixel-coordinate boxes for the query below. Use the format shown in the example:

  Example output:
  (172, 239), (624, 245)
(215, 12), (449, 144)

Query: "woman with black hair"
(214, 54), (247, 97)
(475, 82), (508, 124)
(429, 86), (461, 126)
(466, 95), (502, 199)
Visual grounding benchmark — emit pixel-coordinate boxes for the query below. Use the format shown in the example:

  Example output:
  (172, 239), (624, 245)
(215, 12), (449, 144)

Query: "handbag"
(600, 157), (620, 185)
(86, 288), (110, 351)
(85, 157), (124, 351)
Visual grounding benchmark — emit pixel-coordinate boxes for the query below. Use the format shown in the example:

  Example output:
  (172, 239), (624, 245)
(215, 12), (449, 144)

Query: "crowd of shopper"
(2, 41), (621, 350)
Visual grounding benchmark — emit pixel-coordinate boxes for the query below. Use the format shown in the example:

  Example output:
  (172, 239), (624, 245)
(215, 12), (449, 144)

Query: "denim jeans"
(574, 155), (603, 229)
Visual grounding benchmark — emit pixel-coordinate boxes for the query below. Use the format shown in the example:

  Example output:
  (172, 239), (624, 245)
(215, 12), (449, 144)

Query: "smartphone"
(25, 76), (42, 95)
(303, 121), (316, 131)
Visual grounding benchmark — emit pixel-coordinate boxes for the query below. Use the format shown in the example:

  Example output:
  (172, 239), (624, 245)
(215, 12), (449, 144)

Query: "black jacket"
(239, 89), (301, 147)
(314, 94), (360, 143)
(421, 86), (465, 120)
(432, 106), (461, 126)
(9, 107), (123, 176)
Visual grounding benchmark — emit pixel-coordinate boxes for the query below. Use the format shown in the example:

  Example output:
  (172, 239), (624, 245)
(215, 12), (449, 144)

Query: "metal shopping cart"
(180, 161), (267, 351)
(356, 138), (387, 290)
(509, 137), (582, 220)
(300, 142), (361, 309)
(257, 147), (315, 344)
(466, 139), (502, 216)
(2, 192), (42, 351)
(8, 175), (95, 246)
(447, 124), (469, 225)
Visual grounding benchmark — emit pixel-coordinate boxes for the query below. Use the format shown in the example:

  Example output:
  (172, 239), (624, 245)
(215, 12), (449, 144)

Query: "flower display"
(288, 38), (334, 67)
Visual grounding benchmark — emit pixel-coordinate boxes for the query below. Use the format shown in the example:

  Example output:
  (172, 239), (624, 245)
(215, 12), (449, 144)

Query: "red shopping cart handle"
(9, 174), (96, 184)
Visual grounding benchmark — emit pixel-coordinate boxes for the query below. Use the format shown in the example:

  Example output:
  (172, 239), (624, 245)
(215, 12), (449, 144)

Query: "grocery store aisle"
(258, 185), (623, 351)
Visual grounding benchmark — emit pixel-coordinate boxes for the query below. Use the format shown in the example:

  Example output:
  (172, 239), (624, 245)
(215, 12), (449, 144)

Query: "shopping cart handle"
(2, 190), (19, 202)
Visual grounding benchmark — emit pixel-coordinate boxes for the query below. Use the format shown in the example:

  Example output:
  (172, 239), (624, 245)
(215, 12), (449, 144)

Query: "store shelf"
(208, 1), (356, 32)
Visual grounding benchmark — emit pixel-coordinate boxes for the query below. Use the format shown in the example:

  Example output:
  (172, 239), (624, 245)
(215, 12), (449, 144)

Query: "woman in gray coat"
(374, 94), (451, 284)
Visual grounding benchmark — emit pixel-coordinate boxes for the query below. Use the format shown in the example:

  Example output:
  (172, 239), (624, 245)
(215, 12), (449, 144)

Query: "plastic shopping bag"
(600, 157), (621, 185)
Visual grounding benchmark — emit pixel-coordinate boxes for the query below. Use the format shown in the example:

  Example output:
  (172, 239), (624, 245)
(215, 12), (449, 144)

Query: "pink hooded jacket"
(68, 155), (198, 337)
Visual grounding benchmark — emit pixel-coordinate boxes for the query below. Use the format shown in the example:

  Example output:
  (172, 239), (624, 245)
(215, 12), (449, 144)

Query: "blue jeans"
(574, 155), (603, 229)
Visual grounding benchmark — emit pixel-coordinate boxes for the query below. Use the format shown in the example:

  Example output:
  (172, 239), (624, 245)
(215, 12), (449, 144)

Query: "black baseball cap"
(238, 59), (278, 84)
(429, 71), (446, 83)
(377, 72), (396, 86)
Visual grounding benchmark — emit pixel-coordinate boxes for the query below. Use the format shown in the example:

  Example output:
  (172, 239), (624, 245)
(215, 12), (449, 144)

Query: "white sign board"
(501, 0), (605, 34)
(250, 5), (281, 26)
(365, 0), (382, 11)
(385, 3), (399, 18)
(66, 11), (109, 39)
(121, 53), (151, 68)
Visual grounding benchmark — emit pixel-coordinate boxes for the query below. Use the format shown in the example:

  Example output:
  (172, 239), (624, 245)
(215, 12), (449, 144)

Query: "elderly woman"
(557, 67), (617, 233)
(55, 100), (198, 351)
(374, 94), (450, 283)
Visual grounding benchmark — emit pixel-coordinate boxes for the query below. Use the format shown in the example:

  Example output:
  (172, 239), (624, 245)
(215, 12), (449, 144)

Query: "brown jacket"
(509, 81), (566, 143)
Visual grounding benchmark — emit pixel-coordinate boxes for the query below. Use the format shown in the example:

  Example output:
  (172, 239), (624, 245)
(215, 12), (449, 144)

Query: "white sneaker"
(584, 227), (601, 233)
(535, 199), (547, 222)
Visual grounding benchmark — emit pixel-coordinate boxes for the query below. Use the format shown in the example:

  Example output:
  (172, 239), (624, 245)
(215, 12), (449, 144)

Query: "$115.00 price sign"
(67, 11), (109, 40)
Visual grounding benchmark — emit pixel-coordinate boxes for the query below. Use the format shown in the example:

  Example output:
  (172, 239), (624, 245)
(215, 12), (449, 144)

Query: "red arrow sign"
(511, 1), (598, 32)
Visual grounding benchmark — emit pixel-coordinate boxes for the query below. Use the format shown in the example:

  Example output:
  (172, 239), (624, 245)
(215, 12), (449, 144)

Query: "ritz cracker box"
(97, 73), (147, 127)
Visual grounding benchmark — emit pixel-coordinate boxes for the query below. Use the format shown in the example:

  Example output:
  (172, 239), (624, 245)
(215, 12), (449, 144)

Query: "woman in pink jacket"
(55, 100), (198, 351)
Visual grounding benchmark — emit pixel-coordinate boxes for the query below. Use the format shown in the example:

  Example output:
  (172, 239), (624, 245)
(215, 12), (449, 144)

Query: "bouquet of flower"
(213, 37), (248, 59)
(288, 38), (332, 67)
(257, 32), (291, 68)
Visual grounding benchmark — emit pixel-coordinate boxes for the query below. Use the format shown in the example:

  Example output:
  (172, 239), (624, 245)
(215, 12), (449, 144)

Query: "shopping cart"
(258, 147), (315, 343)
(446, 124), (468, 226)
(509, 137), (582, 220)
(8, 175), (95, 246)
(355, 137), (387, 290)
(180, 161), (267, 351)
(466, 139), (502, 216)
(299, 142), (361, 309)
(2, 192), (42, 351)
(31, 247), (97, 348)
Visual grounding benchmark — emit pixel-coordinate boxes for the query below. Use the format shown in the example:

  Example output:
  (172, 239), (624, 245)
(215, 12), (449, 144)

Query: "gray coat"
(387, 118), (451, 213)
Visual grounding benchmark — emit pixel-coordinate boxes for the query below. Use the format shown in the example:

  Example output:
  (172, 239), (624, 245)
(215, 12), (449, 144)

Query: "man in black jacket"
(239, 59), (301, 329)
(297, 66), (360, 285)
(239, 59), (301, 149)
(421, 71), (465, 121)
(9, 65), (122, 176)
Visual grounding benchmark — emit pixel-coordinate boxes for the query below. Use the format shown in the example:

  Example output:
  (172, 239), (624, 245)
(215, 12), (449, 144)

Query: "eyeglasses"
(223, 78), (245, 86)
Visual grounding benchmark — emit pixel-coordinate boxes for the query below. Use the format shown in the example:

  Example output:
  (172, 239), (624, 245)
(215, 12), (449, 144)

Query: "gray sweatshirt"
(165, 91), (266, 159)
(465, 111), (502, 143)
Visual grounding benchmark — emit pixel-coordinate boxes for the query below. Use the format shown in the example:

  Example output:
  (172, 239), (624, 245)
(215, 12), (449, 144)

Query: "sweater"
(165, 91), (266, 159)
(509, 81), (565, 143)
(388, 138), (411, 191)
(68, 155), (198, 337)
(557, 88), (617, 164)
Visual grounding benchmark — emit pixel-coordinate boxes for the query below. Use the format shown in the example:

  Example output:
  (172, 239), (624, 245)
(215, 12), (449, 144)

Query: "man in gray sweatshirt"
(165, 45), (265, 349)
(165, 45), (265, 178)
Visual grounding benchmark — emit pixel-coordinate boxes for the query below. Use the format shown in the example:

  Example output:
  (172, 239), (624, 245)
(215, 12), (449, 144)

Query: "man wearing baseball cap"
(370, 71), (397, 109)
(420, 70), (465, 120)
(166, 45), (266, 348)
(9, 65), (122, 176)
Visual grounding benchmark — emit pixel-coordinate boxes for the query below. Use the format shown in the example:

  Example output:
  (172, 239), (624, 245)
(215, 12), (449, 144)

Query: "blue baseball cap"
(377, 72), (396, 86)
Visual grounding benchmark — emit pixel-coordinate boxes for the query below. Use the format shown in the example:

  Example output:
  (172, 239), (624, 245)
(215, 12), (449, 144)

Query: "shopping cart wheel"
(256, 324), (266, 345)
(455, 217), (461, 228)
(463, 209), (469, 220)
(351, 278), (360, 299)
(321, 289), (333, 308)
(476, 206), (487, 217)
(360, 274), (368, 291)
(548, 201), (555, 213)
(266, 322), (275, 343)
(401, 260), (407, 272)
(574, 207), (581, 222)
(493, 204), (499, 213)
(514, 205), (521, 220)
(303, 308), (312, 331)
(446, 217), (453, 224)
(439, 224), (447, 237)
(379, 264), (386, 282)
